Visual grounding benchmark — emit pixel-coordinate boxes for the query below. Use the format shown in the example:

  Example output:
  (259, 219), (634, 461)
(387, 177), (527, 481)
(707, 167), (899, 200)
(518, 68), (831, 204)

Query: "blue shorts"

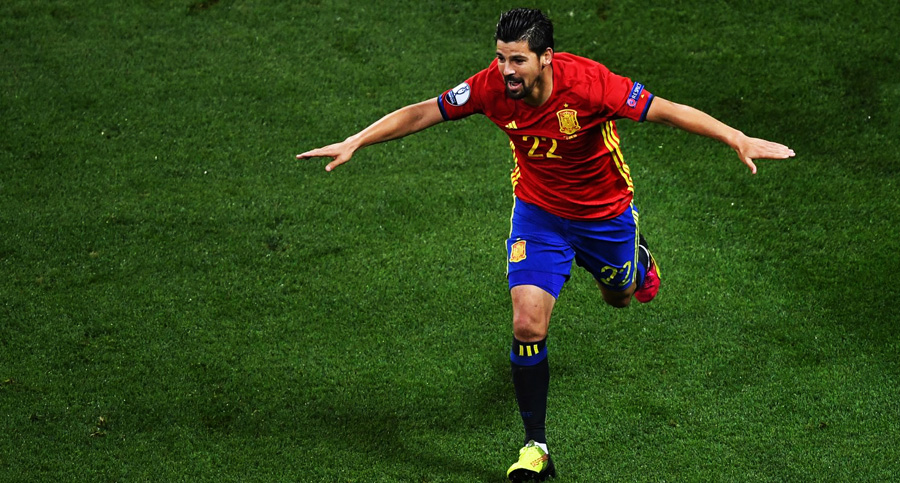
(506, 198), (641, 298)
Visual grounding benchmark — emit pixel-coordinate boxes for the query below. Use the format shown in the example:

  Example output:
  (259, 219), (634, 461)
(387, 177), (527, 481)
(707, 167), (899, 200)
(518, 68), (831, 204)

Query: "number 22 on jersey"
(522, 136), (563, 159)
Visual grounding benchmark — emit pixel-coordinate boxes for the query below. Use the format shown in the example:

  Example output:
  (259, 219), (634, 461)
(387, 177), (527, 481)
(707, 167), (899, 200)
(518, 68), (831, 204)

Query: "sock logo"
(510, 337), (547, 366)
(519, 343), (540, 357)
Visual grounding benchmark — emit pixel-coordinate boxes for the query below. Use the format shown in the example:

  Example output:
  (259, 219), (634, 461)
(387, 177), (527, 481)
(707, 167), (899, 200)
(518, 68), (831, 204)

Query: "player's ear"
(541, 48), (553, 67)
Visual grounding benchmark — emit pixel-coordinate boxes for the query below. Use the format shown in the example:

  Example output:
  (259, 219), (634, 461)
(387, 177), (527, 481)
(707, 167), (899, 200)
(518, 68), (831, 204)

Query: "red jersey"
(438, 53), (654, 220)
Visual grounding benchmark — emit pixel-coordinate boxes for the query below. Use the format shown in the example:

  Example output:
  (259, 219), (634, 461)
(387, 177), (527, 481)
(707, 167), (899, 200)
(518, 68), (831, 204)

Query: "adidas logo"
(505, 121), (518, 129)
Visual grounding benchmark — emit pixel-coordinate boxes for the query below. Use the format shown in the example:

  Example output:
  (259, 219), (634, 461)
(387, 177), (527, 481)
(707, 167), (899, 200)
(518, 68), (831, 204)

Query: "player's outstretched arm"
(645, 97), (795, 174)
(297, 97), (445, 172)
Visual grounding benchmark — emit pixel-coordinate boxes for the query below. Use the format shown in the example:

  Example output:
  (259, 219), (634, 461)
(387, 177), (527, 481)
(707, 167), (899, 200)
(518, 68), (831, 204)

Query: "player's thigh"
(570, 204), (640, 293)
(506, 198), (574, 299)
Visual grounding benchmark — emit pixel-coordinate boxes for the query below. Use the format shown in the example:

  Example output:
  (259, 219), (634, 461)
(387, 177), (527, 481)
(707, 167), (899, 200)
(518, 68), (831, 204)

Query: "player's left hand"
(733, 134), (795, 174)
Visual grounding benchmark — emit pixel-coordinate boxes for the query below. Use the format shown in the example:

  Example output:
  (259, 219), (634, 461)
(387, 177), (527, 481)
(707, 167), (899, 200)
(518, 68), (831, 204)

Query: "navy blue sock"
(510, 337), (549, 445)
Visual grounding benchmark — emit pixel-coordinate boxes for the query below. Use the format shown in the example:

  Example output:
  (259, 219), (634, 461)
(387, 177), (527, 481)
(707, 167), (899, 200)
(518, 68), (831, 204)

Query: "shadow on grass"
(288, 358), (515, 481)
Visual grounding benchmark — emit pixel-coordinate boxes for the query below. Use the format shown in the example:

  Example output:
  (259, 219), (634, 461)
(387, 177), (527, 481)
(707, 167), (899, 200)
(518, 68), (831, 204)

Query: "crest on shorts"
(509, 240), (527, 263)
(556, 109), (580, 135)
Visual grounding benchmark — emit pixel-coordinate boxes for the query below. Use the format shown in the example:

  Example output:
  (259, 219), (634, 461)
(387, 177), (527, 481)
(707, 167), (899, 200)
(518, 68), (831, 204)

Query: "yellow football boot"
(507, 440), (556, 481)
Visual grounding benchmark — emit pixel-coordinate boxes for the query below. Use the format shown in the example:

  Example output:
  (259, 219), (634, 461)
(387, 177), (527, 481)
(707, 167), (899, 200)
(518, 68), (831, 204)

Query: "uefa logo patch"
(446, 82), (471, 107)
(627, 82), (644, 108)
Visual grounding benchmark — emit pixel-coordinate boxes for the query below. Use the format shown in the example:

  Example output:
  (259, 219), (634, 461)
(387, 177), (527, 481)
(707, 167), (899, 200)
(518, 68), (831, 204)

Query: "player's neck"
(524, 65), (553, 107)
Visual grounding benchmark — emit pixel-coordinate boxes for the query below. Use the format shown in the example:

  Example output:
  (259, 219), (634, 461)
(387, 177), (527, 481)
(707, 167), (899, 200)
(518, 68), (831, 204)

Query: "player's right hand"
(296, 141), (355, 172)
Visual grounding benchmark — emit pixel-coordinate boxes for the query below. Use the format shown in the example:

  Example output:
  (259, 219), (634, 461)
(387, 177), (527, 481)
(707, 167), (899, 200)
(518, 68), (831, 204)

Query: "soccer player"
(297, 8), (794, 481)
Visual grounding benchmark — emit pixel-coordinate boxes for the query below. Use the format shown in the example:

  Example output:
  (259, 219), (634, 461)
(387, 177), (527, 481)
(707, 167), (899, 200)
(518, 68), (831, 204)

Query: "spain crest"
(556, 109), (580, 135)
(509, 240), (527, 263)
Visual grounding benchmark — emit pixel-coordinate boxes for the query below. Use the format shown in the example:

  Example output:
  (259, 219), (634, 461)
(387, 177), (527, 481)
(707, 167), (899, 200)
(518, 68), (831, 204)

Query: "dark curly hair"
(494, 8), (554, 55)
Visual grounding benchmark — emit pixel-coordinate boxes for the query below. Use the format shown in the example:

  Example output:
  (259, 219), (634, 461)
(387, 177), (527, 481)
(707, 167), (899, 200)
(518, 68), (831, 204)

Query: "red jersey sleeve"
(591, 63), (654, 122)
(437, 65), (495, 121)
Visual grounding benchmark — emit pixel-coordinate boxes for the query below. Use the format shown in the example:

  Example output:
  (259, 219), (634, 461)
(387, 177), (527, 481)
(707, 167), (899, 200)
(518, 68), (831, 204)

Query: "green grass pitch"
(2, 0), (899, 481)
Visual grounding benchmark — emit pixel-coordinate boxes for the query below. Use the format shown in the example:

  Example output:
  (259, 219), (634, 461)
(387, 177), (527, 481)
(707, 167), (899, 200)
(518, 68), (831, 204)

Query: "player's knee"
(604, 294), (632, 308)
(601, 289), (633, 308)
(512, 312), (548, 341)
(598, 281), (635, 308)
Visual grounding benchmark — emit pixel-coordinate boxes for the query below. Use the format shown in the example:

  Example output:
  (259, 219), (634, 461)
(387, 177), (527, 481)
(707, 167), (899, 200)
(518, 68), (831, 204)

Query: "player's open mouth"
(506, 77), (523, 90)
